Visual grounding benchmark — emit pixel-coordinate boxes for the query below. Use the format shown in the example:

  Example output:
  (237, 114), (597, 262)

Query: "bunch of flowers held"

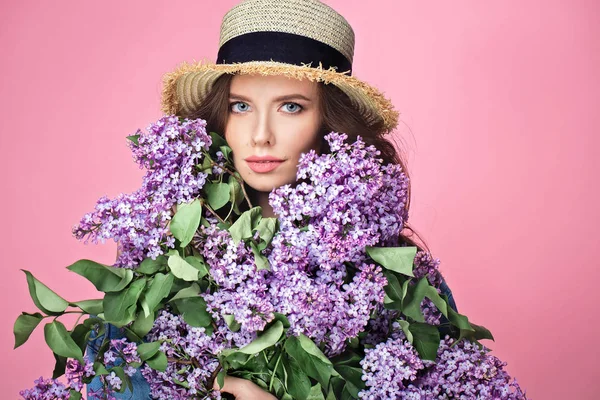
(15, 116), (527, 399)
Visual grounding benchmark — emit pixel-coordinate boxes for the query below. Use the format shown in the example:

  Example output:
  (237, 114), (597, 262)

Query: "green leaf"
(334, 365), (365, 397)
(44, 320), (83, 362)
(52, 353), (67, 379)
(237, 320), (283, 355)
(67, 260), (133, 292)
(22, 270), (69, 315)
(143, 273), (174, 315)
(470, 322), (494, 341)
(69, 390), (82, 400)
(172, 296), (211, 327)
(70, 323), (91, 354)
(229, 207), (263, 244)
(126, 134), (139, 146)
(210, 131), (227, 150)
(331, 350), (362, 367)
(445, 302), (475, 331)
(103, 278), (147, 327)
(408, 322), (440, 361)
(146, 351), (167, 371)
(297, 334), (333, 366)
(13, 312), (43, 349)
(398, 320), (413, 343)
(223, 314), (241, 332)
(169, 198), (202, 247)
(403, 278), (449, 322)
(250, 241), (270, 271)
(131, 310), (155, 338)
(307, 383), (326, 400)
(219, 145), (232, 160)
(285, 335), (337, 388)
(284, 358), (311, 399)
(111, 366), (130, 393)
(94, 362), (110, 375)
(168, 254), (199, 282)
(229, 175), (244, 207)
(255, 217), (278, 248)
(198, 156), (213, 173)
(366, 246), (416, 277)
(168, 283), (200, 302)
(185, 256), (208, 279)
(205, 182), (230, 210)
(136, 256), (168, 275)
(137, 341), (161, 361)
(71, 299), (103, 315)
(217, 369), (226, 391)
(382, 271), (406, 301)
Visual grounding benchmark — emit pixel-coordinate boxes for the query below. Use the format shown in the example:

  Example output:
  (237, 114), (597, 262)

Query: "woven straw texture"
(220, 0), (355, 63)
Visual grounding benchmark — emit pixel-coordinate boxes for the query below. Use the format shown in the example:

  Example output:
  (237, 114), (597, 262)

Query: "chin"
(244, 174), (294, 193)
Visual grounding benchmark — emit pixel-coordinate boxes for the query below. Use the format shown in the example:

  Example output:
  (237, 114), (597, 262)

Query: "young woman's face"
(224, 74), (322, 192)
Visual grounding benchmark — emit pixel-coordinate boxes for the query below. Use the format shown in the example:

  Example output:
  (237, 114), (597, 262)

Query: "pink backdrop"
(1, 1), (598, 398)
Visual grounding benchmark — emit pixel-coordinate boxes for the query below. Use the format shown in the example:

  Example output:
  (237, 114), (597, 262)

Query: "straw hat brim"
(161, 60), (399, 133)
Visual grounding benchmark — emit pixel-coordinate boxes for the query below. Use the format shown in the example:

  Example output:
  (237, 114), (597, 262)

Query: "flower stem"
(269, 350), (283, 392)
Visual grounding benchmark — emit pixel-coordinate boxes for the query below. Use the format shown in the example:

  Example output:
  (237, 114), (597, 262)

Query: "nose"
(251, 111), (275, 147)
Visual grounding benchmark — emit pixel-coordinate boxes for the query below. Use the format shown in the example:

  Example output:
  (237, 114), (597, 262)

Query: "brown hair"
(184, 74), (429, 252)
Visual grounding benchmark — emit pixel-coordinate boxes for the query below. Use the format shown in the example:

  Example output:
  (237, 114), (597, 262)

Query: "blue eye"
(230, 102), (250, 113)
(282, 103), (303, 113)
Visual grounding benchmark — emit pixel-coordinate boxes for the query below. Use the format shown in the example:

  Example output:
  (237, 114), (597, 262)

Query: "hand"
(214, 375), (277, 400)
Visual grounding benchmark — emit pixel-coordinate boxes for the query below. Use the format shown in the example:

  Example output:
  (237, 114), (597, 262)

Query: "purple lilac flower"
(270, 132), (409, 270)
(88, 377), (118, 400)
(416, 336), (528, 399)
(141, 309), (224, 399)
(105, 372), (122, 391)
(265, 132), (408, 355)
(72, 116), (212, 268)
(20, 377), (71, 399)
(359, 328), (425, 399)
(65, 358), (95, 391)
(359, 329), (528, 399)
(194, 223), (274, 340)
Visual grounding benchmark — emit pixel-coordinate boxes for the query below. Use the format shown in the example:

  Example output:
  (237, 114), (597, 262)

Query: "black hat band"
(216, 31), (353, 75)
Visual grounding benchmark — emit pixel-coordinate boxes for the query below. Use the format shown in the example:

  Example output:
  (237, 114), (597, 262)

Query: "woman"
(88, 0), (457, 398)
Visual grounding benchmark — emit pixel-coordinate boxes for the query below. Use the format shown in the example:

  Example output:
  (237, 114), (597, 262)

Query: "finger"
(213, 375), (244, 395)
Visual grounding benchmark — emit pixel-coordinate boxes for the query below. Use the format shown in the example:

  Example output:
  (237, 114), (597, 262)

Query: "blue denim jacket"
(86, 280), (458, 399)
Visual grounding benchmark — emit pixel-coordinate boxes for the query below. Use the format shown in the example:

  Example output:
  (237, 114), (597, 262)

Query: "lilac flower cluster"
(103, 338), (141, 377)
(72, 116), (212, 267)
(413, 251), (445, 326)
(20, 377), (71, 400)
(359, 328), (527, 399)
(270, 132), (409, 268)
(196, 223), (274, 339)
(65, 358), (96, 392)
(418, 337), (527, 399)
(140, 310), (223, 399)
(360, 328), (425, 399)
(20, 359), (95, 399)
(263, 132), (409, 355)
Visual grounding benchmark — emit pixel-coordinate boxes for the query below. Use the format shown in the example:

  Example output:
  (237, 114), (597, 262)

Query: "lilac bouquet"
(15, 116), (527, 399)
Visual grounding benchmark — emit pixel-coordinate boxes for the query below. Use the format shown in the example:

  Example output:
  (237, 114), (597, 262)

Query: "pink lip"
(244, 156), (285, 173)
(246, 160), (284, 173)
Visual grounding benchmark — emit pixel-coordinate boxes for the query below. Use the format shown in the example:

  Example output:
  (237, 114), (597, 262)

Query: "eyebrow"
(229, 93), (314, 102)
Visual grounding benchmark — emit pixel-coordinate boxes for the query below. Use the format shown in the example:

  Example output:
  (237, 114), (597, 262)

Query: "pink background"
(1, 0), (598, 398)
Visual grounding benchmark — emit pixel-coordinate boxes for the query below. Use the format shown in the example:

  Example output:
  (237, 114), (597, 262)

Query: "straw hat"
(161, 0), (399, 132)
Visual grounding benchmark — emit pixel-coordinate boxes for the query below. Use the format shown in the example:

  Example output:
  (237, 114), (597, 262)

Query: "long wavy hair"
(182, 74), (429, 252)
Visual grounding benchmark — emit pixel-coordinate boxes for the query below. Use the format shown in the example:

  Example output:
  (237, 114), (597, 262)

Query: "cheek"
(224, 121), (243, 155)
(289, 119), (321, 157)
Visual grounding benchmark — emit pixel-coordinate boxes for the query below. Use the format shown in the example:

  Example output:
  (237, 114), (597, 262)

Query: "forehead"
(229, 74), (318, 97)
